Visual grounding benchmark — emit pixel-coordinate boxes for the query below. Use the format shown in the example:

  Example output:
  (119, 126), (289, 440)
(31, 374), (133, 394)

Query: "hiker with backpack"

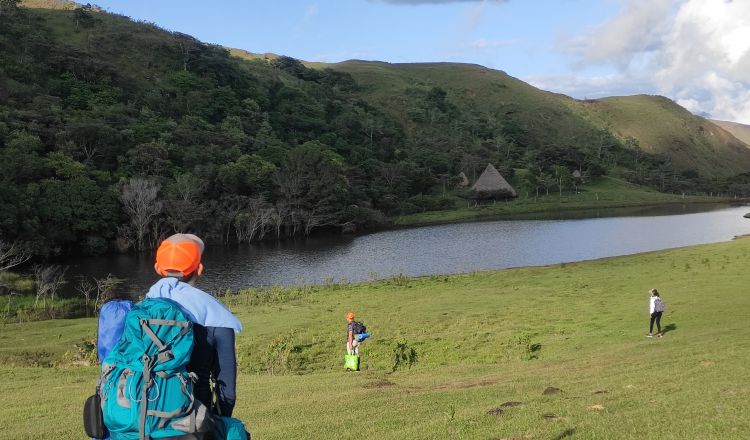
(647, 288), (666, 338)
(345, 312), (369, 371)
(147, 233), (243, 416)
(86, 233), (248, 440)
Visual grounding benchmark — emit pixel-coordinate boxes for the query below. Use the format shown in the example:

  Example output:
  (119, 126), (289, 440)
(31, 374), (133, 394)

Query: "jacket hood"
(146, 278), (243, 333)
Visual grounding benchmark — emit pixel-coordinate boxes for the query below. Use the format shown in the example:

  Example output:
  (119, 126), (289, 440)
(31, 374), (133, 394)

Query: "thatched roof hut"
(471, 164), (517, 198)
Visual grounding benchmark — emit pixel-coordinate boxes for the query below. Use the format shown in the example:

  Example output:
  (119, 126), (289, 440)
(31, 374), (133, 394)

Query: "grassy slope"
(711, 119), (750, 147)
(563, 95), (750, 177)
(322, 61), (750, 178)
(330, 60), (603, 148)
(396, 176), (723, 226)
(3, 238), (750, 439)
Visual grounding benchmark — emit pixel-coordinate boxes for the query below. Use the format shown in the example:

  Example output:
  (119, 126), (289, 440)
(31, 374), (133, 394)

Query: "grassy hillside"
(329, 60), (620, 166)
(322, 61), (750, 179)
(562, 95), (750, 177)
(712, 119), (750, 147)
(3, 238), (750, 439)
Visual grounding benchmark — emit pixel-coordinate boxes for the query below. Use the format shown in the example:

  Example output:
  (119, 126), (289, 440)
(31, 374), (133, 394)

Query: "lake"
(65, 204), (750, 295)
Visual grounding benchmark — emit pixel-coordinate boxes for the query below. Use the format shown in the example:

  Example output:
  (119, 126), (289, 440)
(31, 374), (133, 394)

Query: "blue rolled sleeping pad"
(355, 332), (371, 342)
(96, 300), (133, 361)
(94, 299), (133, 440)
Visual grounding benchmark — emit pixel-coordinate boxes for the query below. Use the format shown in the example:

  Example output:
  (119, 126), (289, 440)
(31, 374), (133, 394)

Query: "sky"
(92, 0), (750, 124)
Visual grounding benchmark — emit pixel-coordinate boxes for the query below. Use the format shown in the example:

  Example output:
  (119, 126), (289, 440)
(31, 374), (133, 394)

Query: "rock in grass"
(487, 408), (504, 416)
(543, 386), (562, 395)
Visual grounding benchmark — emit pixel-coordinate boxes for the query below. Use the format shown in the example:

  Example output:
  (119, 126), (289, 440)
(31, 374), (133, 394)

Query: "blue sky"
(92, 0), (750, 123)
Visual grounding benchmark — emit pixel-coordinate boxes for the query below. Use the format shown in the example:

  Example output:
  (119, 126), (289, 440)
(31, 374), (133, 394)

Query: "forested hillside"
(2, 1), (750, 257)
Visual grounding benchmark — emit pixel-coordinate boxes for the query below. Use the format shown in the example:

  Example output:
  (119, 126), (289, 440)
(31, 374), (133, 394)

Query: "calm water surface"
(66, 205), (750, 294)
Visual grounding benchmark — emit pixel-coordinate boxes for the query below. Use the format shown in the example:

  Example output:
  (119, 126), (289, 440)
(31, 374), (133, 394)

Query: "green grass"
(0, 271), (35, 294)
(3, 237), (750, 438)
(563, 95), (750, 177)
(396, 176), (726, 226)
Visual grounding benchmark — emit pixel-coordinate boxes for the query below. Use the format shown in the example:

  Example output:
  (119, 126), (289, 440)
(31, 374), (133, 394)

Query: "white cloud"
(566, 0), (678, 66)
(561, 0), (750, 124)
(526, 73), (653, 100)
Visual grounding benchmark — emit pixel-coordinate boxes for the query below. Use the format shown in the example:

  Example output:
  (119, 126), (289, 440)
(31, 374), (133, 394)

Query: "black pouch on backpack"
(83, 393), (107, 439)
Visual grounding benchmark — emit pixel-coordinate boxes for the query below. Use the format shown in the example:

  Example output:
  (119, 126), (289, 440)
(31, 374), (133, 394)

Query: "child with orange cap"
(147, 233), (243, 416)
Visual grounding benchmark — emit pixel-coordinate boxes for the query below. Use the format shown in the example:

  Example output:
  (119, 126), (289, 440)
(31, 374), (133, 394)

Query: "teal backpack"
(98, 298), (212, 440)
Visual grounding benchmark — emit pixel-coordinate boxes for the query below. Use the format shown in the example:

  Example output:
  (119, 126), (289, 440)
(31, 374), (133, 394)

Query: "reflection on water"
(64, 204), (750, 295)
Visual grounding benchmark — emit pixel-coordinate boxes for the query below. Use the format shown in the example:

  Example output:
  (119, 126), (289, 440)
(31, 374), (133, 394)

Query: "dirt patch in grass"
(543, 386), (562, 395)
(435, 377), (497, 390)
(543, 414), (566, 421)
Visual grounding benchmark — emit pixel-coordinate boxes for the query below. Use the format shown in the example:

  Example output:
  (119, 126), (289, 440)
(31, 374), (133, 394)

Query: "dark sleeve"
(188, 324), (212, 408)
(211, 326), (237, 417)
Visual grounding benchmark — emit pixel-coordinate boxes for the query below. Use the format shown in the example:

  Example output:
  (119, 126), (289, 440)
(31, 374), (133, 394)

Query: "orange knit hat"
(155, 233), (204, 277)
(346, 312), (355, 320)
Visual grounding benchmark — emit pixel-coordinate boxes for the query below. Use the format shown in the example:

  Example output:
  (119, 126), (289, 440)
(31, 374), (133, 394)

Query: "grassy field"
(3, 237), (750, 439)
(396, 176), (729, 226)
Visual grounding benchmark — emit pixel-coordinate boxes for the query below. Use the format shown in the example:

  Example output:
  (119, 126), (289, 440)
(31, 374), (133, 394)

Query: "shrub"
(392, 339), (418, 372)
(62, 337), (98, 366)
(262, 334), (294, 375)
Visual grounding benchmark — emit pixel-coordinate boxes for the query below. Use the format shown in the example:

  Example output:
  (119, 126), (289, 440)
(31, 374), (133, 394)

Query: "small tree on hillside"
(94, 274), (121, 312)
(33, 265), (67, 311)
(76, 277), (96, 316)
(553, 165), (572, 198)
(73, 6), (95, 29)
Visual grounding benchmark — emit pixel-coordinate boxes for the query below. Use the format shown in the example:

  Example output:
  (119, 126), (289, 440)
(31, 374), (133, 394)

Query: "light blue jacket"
(146, 278), (243, 332)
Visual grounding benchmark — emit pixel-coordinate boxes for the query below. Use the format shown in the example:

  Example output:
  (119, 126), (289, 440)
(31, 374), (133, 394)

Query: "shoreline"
(392, 197), (744, 228)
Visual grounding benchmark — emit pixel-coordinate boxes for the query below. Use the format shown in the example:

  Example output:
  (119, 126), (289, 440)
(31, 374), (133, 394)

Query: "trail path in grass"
(3, 238), (750, 439)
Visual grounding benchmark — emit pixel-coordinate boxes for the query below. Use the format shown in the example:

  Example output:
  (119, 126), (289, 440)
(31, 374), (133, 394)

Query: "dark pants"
(650, 311), (663, 334)
(189, 325), (237, 417)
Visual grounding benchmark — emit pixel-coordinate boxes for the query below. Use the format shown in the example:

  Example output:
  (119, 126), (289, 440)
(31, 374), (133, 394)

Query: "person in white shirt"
(647, 288), (666, 338)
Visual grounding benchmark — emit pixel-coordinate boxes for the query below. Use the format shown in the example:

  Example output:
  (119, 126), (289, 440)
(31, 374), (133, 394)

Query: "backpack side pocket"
(83, 393), (107, 439)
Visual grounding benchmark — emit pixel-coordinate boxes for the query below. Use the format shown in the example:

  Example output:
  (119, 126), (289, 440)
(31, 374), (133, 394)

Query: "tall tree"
(119, 178), (162, 251)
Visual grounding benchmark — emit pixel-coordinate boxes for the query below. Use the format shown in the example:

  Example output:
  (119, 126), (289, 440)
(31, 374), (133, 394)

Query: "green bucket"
(344, 354), (360, 371)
